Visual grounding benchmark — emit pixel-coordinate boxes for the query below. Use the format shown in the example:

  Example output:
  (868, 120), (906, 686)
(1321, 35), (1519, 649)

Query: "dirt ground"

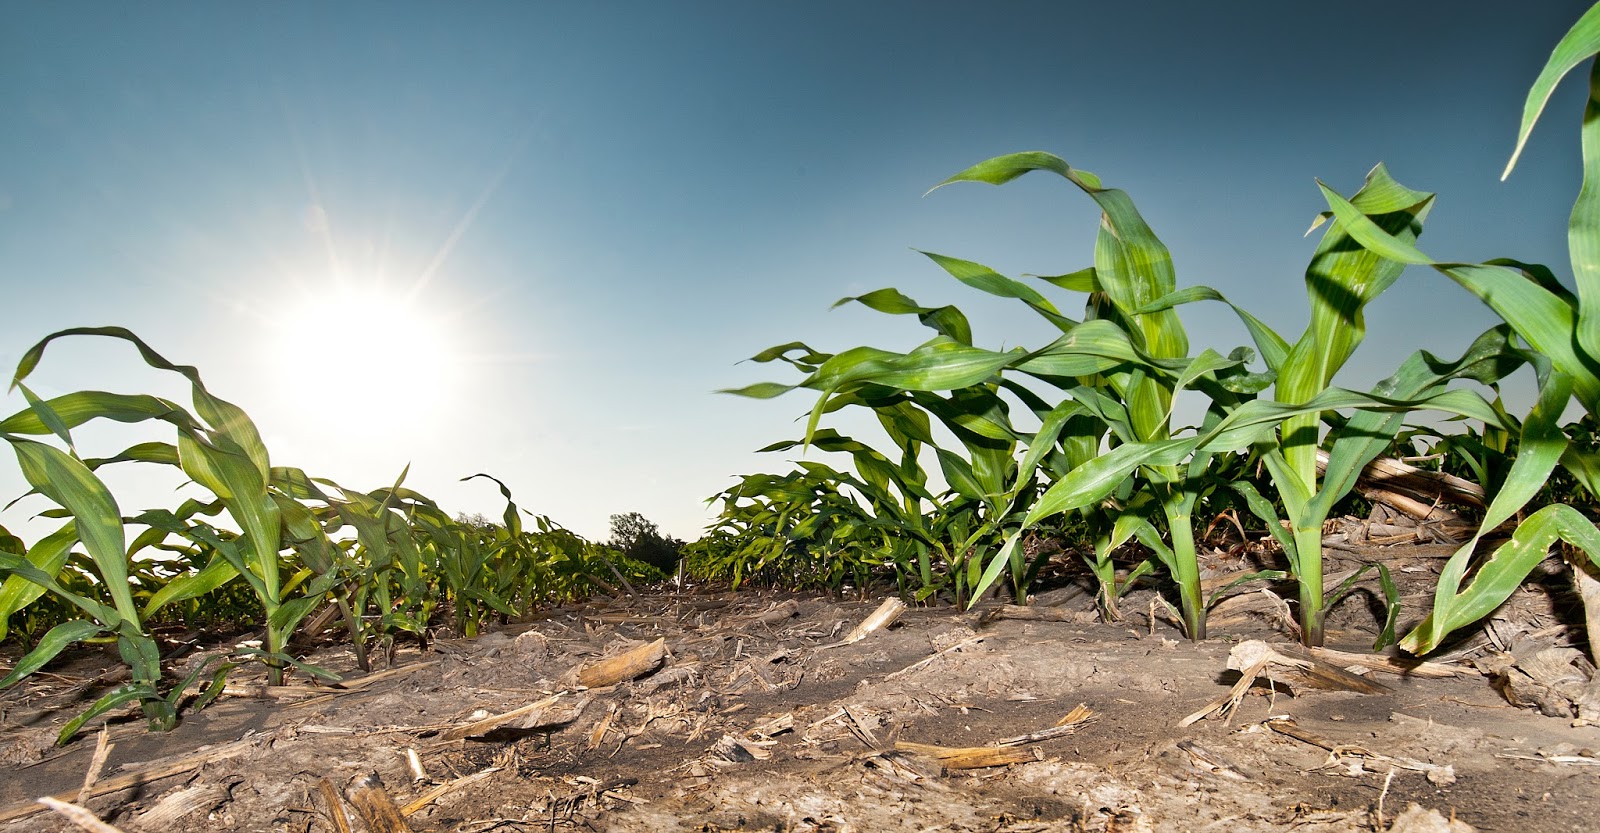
(2, 549), (1599, 833)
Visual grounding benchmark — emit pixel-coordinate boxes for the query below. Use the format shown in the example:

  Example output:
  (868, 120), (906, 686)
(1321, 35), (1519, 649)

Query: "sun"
(270, 281), (460, 430)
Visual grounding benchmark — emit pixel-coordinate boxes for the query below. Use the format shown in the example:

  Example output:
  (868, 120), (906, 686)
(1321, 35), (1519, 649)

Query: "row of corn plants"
(720, 3), (1600, 654)
(0, 328), (663, 742)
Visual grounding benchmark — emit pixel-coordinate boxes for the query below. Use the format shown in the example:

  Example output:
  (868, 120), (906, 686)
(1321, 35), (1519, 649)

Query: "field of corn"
(4, 6), (1600, 833)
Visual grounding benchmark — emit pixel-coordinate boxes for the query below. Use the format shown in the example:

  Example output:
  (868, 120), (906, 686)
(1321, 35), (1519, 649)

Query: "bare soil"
(2, 553), (1598, 833)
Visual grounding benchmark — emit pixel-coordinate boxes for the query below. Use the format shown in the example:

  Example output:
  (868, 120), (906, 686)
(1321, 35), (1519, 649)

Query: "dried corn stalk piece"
(709, 734), (774, 766)
(825, 598), (906, 648)
(893, 741), (1039, 770)
(34, 798), (124, 833)
(577, 637), (667, 688)
(344, 774), (412, 833)
(442, 693), (566, 741)
(399, 767), (501, 817)
(998, 703), (1097, 745)
(1182, 640), (1389, 727)
(129, 781), (234, 828)
(1265, 718), (1456, 785)
(748, 599), (802, 625)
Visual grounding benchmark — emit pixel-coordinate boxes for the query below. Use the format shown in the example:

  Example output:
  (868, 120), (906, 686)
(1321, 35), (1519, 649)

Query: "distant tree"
(607, 512), (682, 572)
(455, 512), (499, 532)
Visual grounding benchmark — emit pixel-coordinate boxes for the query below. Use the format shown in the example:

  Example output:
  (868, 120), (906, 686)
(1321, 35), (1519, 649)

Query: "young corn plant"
(737, 155), (1277, 636)
(0, 402), (232, 741)
(1121, 164), (1528, 645)
(1325, 3), (1600, 657)
(6, 327), (337, 683)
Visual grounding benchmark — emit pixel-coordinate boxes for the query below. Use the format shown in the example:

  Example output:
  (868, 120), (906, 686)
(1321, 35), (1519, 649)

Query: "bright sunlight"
(271, 281), (459, 434)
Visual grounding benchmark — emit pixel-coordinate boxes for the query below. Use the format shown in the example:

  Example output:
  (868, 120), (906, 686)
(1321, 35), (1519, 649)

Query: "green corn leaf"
(463, 472), (524, 537)
(971, 531), (1024, 607)
(0, 550), (118, 626)
(1015, 400), (1089, 488)
(116, 628), (164, 687)
(270, 467), (335, 502)
(4, 437), (138, 624)
(1404, 503), (1600, 655)
(1024, 437), (1197, 526)
(1374, 565), (1402, 651)
(1486, 258), (1579, 306)
(1228, 481), (1298, 562)
(15, 382), (76, 452)
(1309, 326), (1522, 522)
(167, 655), (237, 713)
(1276, 167), (1433, 498)
(81, 441), (182, 470)
(1014, 319), (1150, 379)
(746, 341), (832, 369)
(273, 494), (335, 575)
(141, 550), (240, 617)
(1033, 267), (1100, 294)
(266, 593), (326, 635)
(1320, 181), (1600, 414)
(1504, 2), (1600, 179)
(909, 390), (1022, 443)
(934, 448), (986, 501)
(1136, 285), (1290, 372)
(0, 618), (105, 688)
(57, 682), (161, 744)
(1401, 371), (1575, 654)
(1563, 445), (1600, 498)
(1167, 349), (1243, 413)
(918, 252), (1076, 332)
(832, 288), (974, 344)
(1569, 59), (1600, 375)
(0, 521), (77, 640)
(0, 391), (194, 436)
(1197, 386), (1506, 454)
(932, 152), (1186, 362)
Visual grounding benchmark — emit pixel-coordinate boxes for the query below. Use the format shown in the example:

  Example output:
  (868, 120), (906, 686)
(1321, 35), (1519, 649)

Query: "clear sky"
(0, 1), (1592, 543)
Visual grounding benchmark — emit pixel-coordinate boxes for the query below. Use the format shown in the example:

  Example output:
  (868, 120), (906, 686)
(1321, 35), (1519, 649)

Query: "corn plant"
(736, 156), (1288, 636)
(5, 327), (340, 683)
(695, 465), (884, 590)
(739, 149), (1526, 645)
(0, 398), (232, 741)
(1323, 3), (1600, 655)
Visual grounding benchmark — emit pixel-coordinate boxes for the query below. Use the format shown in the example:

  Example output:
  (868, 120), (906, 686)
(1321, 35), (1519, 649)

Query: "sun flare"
(270, 282), (460, 433)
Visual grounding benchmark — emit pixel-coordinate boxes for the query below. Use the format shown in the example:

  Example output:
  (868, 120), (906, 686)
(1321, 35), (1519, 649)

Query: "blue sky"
(0, 1), (1592, 542)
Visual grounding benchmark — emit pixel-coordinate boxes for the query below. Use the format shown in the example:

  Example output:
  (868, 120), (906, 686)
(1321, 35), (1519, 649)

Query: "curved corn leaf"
(1504, 3), (1600, 179)
(1308, 325), (1523, 522)
(832, 287), (974, 344)
(0, 391), (194, 435)
(1136, 285), (1290, 372)
(5, 437), (137, 624)
(918, 252), (1076, 332)
(57, 682), (162, 744)
(0, 550), (118, 627)
(14, 383), (75, 452)
(1401, 371), (1576, 654)
(141, 549), (240, 617)
(463, 472), (524, 537)
(82, 441), (182, 471)
(0, 618), (104, 688)
(1404, 503), (1600, 655)
(0, 521), (77, 640)
(1319, 181), (1600, 415)
(1023, 438), (1197, 526)
(1280, 166), (1433, 493)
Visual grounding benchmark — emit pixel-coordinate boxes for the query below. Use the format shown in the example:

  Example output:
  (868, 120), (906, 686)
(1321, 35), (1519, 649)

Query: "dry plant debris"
(1, 589), (1596, 831)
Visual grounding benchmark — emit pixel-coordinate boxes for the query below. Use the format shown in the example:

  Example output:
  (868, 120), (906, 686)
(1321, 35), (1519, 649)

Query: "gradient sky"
(0, 1), (1592, 543)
